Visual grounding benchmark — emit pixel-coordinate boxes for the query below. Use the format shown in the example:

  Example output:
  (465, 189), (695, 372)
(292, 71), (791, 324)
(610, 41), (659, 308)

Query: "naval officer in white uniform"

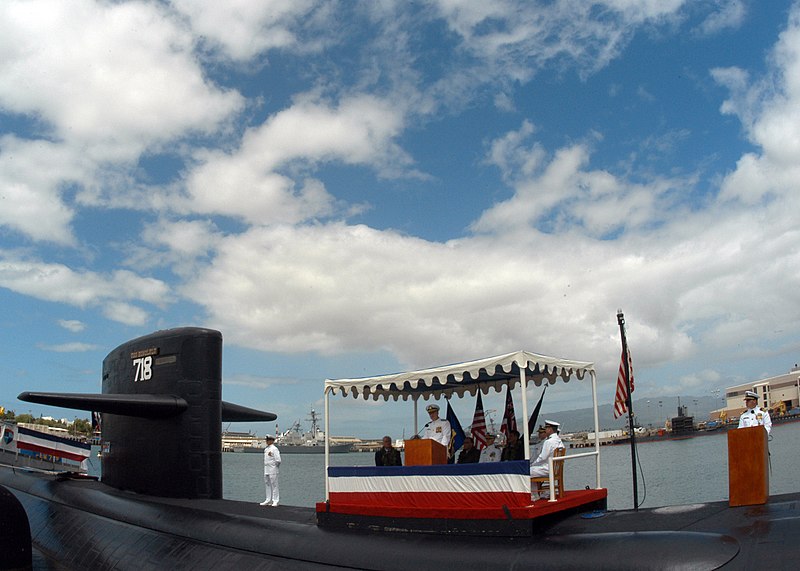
(738, 390), (772, 435)
(530, 420), (564, 499)
(260, 434), (281, 506)
(530, 425), (548, 460)
(530, 420), (564, 478)
(422, 403), (451, 448)
(479, 433), (503, 462)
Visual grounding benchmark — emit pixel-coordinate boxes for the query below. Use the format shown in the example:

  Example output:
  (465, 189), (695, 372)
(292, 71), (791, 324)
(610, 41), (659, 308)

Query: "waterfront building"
(221, 430), (263, 452)
(719, 364), (800, 418)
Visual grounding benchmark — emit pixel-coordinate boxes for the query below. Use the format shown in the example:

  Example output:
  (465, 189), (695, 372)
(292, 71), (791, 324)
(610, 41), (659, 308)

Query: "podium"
(404, 438), (447, 466)
(728, 426), (769, 507)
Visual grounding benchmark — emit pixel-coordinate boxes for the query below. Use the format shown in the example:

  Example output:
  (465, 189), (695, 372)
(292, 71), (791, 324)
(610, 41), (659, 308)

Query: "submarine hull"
(6, 466), (800, 571)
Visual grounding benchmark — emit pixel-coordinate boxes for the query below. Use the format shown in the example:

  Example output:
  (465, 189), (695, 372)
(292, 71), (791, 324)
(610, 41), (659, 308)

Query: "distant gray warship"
(274, 409), (351, 454)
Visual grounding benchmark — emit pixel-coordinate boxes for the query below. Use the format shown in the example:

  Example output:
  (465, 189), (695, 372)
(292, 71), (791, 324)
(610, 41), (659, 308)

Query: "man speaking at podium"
(738, 390), (772, 435)
(422, 404), (451, 448)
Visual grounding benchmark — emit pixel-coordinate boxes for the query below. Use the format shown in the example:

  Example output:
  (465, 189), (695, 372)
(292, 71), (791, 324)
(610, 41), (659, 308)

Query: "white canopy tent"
(323, 350), (602, 499)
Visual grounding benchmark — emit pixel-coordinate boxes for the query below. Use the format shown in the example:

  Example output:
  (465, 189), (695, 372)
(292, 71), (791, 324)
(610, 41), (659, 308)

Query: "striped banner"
(471, 392), (487, 449)
(328, 461), (530, 510)
(613, 345), (635, 419)
(16, 426), (91, 463)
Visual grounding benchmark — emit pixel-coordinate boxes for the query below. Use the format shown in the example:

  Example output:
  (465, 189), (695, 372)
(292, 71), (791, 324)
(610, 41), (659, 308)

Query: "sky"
(2, 1), (799, 440)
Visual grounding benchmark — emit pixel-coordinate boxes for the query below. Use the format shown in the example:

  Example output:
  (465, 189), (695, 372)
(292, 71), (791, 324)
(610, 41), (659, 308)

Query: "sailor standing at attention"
(422, 404), (451, 448)
(260, 435), (281, 507)
(738, 390), (772, 435)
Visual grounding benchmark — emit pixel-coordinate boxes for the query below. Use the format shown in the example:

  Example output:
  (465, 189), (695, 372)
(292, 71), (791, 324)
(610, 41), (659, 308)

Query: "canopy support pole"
(520, 366), (530, 459)
(590, 370), (601, 489)
(324, 389), (330, 501)
(413, 396), (419, 435)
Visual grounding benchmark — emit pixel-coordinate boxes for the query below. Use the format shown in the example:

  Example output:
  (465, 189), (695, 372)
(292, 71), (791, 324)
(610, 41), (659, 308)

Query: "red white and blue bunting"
(327, 461), (530, 511)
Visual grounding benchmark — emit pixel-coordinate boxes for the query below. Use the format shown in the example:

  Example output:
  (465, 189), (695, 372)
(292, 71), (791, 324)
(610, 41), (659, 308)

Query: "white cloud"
(101, 301), (149, 326)
(432, 0), (687, 82)
(0, 254), (171, 325)
(0, 0), (245, 243)
(39, 342), (98, 353)
(715, 4), (800, 204)
(183, 94), (408, 223)
(0, 137), (86, 244)
(122, 218), (223, 277)
(675, 369), (722, 392)
(473, 130), (685, 237)
(171, 8), (800, 387)
(473, 143), (592, 232)
(0, 0), (243, 154)
(173, 0), (324, 61)
(3, 0), (800, 411)
(179, 221), (706, 378)
(142, 219), (221, 258)
(224, 374), (296, 390)
(493, 92), (516, 112)
(58, 319), (86, 333)
(696, 0), (747, 36)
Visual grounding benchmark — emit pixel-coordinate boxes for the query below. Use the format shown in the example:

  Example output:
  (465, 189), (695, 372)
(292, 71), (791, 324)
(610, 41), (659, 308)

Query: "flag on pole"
(613, 345), (635, 419)
(527, 385), (547, 437)
(471, 392), (487, 449)
(500, 386), (517, 438)
(446, 401), (466, 462)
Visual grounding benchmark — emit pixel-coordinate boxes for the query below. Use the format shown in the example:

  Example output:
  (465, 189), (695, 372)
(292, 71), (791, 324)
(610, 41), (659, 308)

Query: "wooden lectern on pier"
(727, 425), (769, 507)
(404, 438), (447, 466)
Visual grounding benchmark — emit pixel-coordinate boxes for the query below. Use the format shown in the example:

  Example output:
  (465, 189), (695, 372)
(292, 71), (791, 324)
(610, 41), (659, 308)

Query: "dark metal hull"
(4, 465), (800, 570)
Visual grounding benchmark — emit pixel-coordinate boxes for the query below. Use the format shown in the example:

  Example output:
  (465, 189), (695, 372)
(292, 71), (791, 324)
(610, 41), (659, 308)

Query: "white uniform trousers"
(264, 472), (279, 505)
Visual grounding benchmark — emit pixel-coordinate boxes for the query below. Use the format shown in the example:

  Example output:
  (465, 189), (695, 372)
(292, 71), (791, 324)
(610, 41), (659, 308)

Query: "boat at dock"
(221, 430), (266, 453)
(275, 410), (352, 454)
(221, 412), (351, 454)
(566, 404), (800, 448)
(1, 420), (91, 472)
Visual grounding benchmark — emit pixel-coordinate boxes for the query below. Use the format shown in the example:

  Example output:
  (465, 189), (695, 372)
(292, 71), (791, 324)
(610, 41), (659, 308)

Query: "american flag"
(500, 386), (517, 438)
(613, 345), (635, 419)
(471, 392), (487, 449)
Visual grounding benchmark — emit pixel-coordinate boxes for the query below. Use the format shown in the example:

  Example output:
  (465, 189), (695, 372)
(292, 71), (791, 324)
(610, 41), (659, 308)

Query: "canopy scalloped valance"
(324, 350), (594, 402)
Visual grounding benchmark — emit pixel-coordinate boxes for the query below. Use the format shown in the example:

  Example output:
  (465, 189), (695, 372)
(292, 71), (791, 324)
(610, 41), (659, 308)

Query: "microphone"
(411, 422), (430, 439)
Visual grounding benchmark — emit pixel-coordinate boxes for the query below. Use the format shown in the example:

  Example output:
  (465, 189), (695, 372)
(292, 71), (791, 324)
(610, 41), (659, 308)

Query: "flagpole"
(617, 310), (638, 511)
(519, 366), (530, 460)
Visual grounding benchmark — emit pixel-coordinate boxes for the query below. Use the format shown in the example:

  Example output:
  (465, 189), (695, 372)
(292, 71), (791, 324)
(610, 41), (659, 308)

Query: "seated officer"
(530, 420), (564, 499)
(479, 434), (503, 462)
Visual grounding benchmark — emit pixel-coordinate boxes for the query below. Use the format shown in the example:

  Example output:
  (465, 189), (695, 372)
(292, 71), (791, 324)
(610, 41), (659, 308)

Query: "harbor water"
(220, 421), (800, 510)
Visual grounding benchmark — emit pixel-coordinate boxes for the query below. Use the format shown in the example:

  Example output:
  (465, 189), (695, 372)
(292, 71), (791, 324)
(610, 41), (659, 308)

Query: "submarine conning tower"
(101, 327), (224, 499)
(19, 326), (276, 501)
